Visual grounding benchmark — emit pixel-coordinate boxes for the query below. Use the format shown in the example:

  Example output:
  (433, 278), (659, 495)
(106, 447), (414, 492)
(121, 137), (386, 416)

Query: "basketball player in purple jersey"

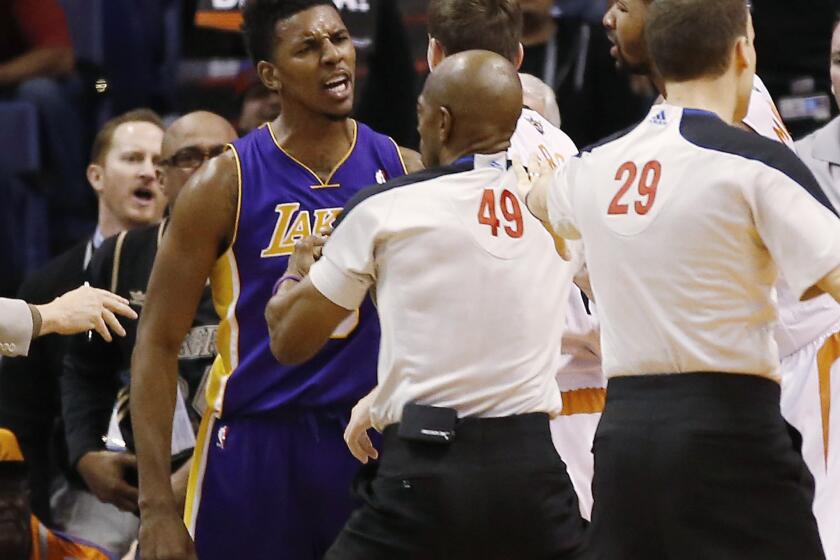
(130, 1), (422, 558)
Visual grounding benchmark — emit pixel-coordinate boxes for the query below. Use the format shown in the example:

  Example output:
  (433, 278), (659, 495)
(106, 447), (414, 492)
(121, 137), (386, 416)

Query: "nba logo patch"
(375, 169), (387, 184)
(216, 425), (229, 449)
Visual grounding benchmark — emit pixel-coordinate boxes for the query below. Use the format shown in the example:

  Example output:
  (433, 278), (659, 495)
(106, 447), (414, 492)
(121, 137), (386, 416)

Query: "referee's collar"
(454, 151), (508, 171)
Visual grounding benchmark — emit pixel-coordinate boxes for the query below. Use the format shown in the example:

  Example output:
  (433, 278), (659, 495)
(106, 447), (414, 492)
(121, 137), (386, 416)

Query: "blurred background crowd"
(0, 0), (839, 557)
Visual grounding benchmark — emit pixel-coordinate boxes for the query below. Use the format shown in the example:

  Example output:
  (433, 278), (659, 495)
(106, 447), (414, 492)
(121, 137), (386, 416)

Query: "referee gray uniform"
(316, 151), (585, 559)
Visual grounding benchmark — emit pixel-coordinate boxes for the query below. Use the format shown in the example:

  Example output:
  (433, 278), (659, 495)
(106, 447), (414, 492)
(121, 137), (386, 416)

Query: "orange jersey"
(29, 516), (115, 560)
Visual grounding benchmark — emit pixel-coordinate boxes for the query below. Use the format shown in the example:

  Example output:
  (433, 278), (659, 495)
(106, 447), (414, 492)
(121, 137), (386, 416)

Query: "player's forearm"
(266, 290), (325, 364)
(266, 279), (347, 365)
(131, 340), (181, 511)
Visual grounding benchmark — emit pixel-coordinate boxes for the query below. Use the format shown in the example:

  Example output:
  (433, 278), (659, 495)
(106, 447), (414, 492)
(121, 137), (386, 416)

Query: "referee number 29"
(608, 160), (662, 216)
(478, 189), (523, 238)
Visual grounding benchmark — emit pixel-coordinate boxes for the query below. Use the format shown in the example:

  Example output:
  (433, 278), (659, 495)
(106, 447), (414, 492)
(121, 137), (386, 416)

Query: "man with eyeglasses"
(60, 111), (237, 555)
(0, 108), (166, 554)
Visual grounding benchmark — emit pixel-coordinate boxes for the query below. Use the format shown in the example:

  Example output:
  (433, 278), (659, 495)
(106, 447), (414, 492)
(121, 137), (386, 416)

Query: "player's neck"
(664, 78), (739, 125)
(271, 111), (355, 176)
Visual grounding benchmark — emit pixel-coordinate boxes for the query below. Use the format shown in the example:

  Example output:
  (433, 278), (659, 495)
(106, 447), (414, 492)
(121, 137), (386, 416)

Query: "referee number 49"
(477, 189), (524, 238)
(608, 160), (662, 216)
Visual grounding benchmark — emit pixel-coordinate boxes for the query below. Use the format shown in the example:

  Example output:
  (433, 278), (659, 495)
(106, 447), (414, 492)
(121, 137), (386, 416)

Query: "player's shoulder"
(679, 109), (815, 185)
(228, 124), (266, 160)
(334, 159), (474, 228)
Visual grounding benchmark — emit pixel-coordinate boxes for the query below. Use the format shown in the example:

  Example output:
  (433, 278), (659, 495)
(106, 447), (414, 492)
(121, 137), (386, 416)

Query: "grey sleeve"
(0, 298), (34, 357)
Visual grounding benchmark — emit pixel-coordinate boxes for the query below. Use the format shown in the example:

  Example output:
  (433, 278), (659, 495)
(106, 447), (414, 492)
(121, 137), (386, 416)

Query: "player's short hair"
(242, 0), (336, 65)
(428, 0), (522, 63)
(90, 108), (164, 164)
(646, 0), (749, 82)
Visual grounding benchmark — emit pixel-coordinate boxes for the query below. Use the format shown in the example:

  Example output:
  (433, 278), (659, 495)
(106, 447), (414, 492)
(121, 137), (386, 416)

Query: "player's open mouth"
(324, 76), (351, 99)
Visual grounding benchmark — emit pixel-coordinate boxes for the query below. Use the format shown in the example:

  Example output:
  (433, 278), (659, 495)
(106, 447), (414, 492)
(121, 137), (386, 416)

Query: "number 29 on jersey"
(608, 160), (662, 216)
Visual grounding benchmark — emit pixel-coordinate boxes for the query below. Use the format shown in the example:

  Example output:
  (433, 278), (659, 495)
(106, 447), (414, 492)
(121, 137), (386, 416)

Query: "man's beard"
(612, 49), (652, 77)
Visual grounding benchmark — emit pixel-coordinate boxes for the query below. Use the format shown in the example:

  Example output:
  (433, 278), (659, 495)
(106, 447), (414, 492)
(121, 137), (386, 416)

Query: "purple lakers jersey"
(206, 120), (406, 418)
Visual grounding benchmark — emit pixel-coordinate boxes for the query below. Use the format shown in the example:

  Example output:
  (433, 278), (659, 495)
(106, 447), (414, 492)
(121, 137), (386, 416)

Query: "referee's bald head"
(418, 49), (522, 168)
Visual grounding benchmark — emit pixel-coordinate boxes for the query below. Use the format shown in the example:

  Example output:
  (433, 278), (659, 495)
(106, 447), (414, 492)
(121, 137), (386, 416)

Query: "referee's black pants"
(326, 412), (587, 560)
(585, 372), (825, 560)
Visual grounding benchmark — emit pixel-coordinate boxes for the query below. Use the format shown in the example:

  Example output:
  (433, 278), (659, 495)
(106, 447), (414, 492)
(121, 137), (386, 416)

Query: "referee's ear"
(439, 106), (453, 144)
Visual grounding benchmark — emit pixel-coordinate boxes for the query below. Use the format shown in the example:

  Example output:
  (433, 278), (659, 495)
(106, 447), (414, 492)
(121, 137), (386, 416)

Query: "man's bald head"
(520, 73), (561, 127)
(159, 111), (238, 204)
(418, 50), (522, 167)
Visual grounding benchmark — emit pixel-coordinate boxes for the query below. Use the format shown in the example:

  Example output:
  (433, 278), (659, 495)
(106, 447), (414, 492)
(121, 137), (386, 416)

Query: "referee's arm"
(267, 198), (380, 364)
(265, 236), (355, 365)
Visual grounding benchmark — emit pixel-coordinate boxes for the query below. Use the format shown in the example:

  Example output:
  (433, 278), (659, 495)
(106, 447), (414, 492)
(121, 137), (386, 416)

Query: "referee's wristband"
(272, 274), (302, 296)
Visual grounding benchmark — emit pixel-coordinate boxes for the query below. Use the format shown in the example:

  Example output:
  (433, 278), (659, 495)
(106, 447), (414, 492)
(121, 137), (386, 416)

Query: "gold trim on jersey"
(266, 120), (358, 189)
(560, 387), (606, 416)
(184, 413), (215, 535)
(388, 137), (408, 174)
(816, 332), (839, 466)
(207, 247), (242, 418)
(226, 144), (243, 249)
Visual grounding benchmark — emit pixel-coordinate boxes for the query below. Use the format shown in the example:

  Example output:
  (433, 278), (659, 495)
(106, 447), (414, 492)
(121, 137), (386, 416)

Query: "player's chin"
(324, 105), (354, 122)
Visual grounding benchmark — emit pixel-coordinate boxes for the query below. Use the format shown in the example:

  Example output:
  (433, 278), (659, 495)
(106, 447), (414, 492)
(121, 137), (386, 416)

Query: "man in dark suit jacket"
(61, 112), (236, 540)
(0, 108), (166, 528)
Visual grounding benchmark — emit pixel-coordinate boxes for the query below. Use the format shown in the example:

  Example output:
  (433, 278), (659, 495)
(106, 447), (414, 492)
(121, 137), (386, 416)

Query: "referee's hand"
(344, 390), (379, 464)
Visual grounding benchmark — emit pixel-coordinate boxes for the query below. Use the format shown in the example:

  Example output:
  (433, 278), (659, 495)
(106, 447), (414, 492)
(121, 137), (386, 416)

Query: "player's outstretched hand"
(344, 389), (379, 464)
(512, 156), (571, 260)
(37, 284), (138, 340)
(139, 506), (197, 560)
(285, 235), (327, 278)
(511, 155), (550, 208)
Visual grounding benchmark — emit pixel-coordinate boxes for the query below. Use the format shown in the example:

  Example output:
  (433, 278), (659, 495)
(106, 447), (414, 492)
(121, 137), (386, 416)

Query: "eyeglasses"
(158, 145), (227, 170)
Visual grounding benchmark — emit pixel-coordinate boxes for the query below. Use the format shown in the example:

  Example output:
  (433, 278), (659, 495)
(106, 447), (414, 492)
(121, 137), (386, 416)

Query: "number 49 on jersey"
(477, 189), (524, 238)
